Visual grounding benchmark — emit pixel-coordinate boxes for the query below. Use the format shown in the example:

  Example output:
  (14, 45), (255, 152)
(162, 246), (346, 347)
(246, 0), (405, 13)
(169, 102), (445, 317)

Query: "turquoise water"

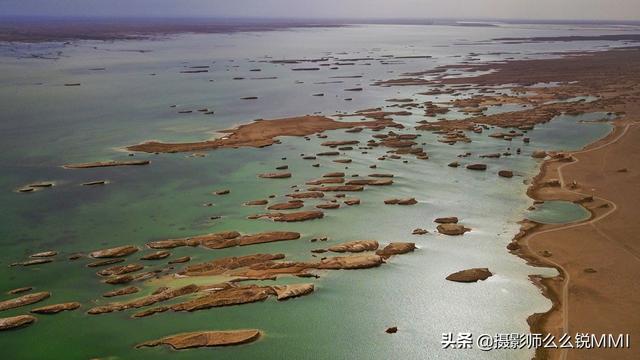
(525, 201), (591, 225)
(0, 24), (622, 359)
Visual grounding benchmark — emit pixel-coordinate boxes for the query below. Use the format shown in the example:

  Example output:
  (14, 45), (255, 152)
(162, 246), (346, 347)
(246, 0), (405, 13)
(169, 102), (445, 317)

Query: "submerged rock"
(446, 268), (492, 283)
(258, 172), (292, 179)
(136, 329), (262, 350)
(103, 286), (140, 298)
(244, 199), (268, 206)
(63, 160), (149, 169)
(169, 256), (191, 264)
(140, 251), (171, 260)
(87, 258), (125, 267)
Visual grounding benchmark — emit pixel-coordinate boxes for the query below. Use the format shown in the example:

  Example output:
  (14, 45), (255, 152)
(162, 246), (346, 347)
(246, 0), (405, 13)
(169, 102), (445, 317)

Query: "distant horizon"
(2, 15), (640, 26)
(1, 0), (639, 22)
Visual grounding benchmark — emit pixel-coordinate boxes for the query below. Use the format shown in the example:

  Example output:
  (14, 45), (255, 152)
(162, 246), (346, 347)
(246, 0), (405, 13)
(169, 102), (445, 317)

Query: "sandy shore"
(516, 119), (639, 360)
(377, 46), (640, 359)
(487, 55), (640, 358)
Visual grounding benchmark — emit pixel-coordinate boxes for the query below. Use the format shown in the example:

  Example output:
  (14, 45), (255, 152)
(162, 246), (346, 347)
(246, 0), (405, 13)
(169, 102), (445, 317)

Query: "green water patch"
(525, 200), (591, 225)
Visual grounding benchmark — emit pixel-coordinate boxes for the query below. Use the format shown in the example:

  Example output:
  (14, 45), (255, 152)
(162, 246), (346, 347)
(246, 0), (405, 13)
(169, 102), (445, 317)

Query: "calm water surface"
(0, 23), (621, 359)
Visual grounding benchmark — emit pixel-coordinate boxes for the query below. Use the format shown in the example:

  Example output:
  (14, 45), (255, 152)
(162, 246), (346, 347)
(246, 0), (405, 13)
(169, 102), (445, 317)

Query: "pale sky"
(1, 0), (639, 21)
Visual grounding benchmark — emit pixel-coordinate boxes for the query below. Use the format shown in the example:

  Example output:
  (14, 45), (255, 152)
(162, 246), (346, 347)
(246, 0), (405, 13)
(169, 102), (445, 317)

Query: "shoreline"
(512, 119), (638, 359)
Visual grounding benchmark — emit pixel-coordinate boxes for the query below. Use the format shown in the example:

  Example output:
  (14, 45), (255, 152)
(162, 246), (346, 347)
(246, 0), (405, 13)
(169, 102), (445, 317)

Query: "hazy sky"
(1, 0), (639, 21)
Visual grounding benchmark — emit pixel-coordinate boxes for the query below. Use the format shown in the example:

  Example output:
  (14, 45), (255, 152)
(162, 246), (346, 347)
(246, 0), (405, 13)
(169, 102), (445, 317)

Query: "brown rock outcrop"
(434, 217), (459, 224)
(128, 115), (392, 153)
(498, 170), (514, 178)
(436, 223), (471, 235)
(267, 201), (304, 210)
(270, 283), (315, 301)
(63, 160), (150, 169)
(344, 198), (360, 205)
(346, 179), (393, 186)
(328, 240), (379, 253)
(251, 211), (324, 222)
(140, 251), (170, 260)
(316, 203), (340, 209)
(307, 185), (364, 192)
(136, 329), (261, 349)
(286, 191), (324, 199)
(88, 284), (200, 315)
(376, 242), (416, 257)
(31, 302), (80, 314)
(258, 172), (292, 179)
(384, 198), (417, 205)
(446, 268), (493, 282)
(237, 232), (301, 246)
(90, 245), (138, 259)
(466, 163), (487, 171)
(181, 254), (285, 276)
(531, 150), (547, 158)
(317, 254), (384, 269)
(170, 285), (274, 312)
(97, 263), (144, 277)
(103, 286), (139, 298)
(0, 315), (37, 331)
(147, 231), (240, 249)
(305, 178), (344, 185)
(30, 251), (57, 258)
(244, 199), (268, 206)
(0, 292), (50, 311)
